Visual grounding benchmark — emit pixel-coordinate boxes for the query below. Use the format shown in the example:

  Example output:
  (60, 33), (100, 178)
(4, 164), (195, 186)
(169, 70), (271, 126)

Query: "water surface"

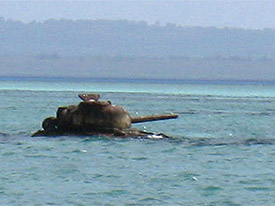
(0, 78), (274, 205)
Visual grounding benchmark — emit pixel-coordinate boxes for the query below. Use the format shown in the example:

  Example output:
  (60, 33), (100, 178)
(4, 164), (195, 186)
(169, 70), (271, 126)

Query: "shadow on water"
(1, 131), (274, 146)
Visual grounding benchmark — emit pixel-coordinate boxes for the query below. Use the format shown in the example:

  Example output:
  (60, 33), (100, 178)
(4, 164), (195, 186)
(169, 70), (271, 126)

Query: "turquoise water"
(0, 78), (274, 205)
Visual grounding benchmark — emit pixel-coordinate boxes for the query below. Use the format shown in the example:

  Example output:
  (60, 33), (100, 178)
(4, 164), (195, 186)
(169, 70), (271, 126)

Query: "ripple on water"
(0, 186), (5, 194)
(244, 186), (272, 191)
(131, 157), (148, 161)
(103, 189), (127, 196)
(138, 197), (164, 205)
(176, 171), (201, 181)
(55, 166), (80, 175)
(0, 132), (9, 137)
(161, 147), (177, 153)
(202, 185), (223, 197)
(220, 200), (242, 206)
(71, 149), (88, 153)
(23, 153), (50, 158)
(203, 185), (223, 192)
(1, 151), (16, 156)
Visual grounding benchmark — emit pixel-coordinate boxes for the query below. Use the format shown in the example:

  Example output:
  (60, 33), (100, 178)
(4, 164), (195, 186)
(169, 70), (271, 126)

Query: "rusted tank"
(32, 93), (178, 138)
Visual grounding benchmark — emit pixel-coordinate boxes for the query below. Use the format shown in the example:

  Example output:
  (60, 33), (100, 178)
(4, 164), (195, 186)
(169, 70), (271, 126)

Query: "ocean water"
(0, 78), (274, 205)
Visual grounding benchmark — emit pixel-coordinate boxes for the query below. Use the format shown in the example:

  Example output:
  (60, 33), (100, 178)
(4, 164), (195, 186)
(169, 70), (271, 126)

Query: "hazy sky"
(0, 0), (275, 29)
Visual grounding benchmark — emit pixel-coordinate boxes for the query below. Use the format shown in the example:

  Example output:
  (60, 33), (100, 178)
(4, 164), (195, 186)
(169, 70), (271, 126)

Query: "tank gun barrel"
(131, 113), (178, 124)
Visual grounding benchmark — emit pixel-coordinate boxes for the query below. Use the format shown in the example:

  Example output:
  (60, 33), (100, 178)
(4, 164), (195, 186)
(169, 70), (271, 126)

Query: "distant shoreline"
(1, 76), (275, 86)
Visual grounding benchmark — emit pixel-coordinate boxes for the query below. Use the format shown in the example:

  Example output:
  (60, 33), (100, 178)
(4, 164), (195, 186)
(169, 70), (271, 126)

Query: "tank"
(32, 93), (178, 138)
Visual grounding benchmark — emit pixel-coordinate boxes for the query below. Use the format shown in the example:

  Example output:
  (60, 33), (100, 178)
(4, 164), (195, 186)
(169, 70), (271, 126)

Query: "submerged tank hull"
(32, 128), (171, 139)
(32, 93), (178, 139)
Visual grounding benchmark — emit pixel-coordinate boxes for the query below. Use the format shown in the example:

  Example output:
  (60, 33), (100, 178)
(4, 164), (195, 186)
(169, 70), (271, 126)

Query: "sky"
(0, 0), (275, 29)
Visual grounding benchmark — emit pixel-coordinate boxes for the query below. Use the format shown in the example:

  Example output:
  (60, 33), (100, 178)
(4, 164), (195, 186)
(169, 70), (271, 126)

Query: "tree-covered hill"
(1, 18), (274, 57)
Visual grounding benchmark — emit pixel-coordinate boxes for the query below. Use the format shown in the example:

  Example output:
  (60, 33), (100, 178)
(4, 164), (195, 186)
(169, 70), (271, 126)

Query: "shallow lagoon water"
(0, 78), (274, 205)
